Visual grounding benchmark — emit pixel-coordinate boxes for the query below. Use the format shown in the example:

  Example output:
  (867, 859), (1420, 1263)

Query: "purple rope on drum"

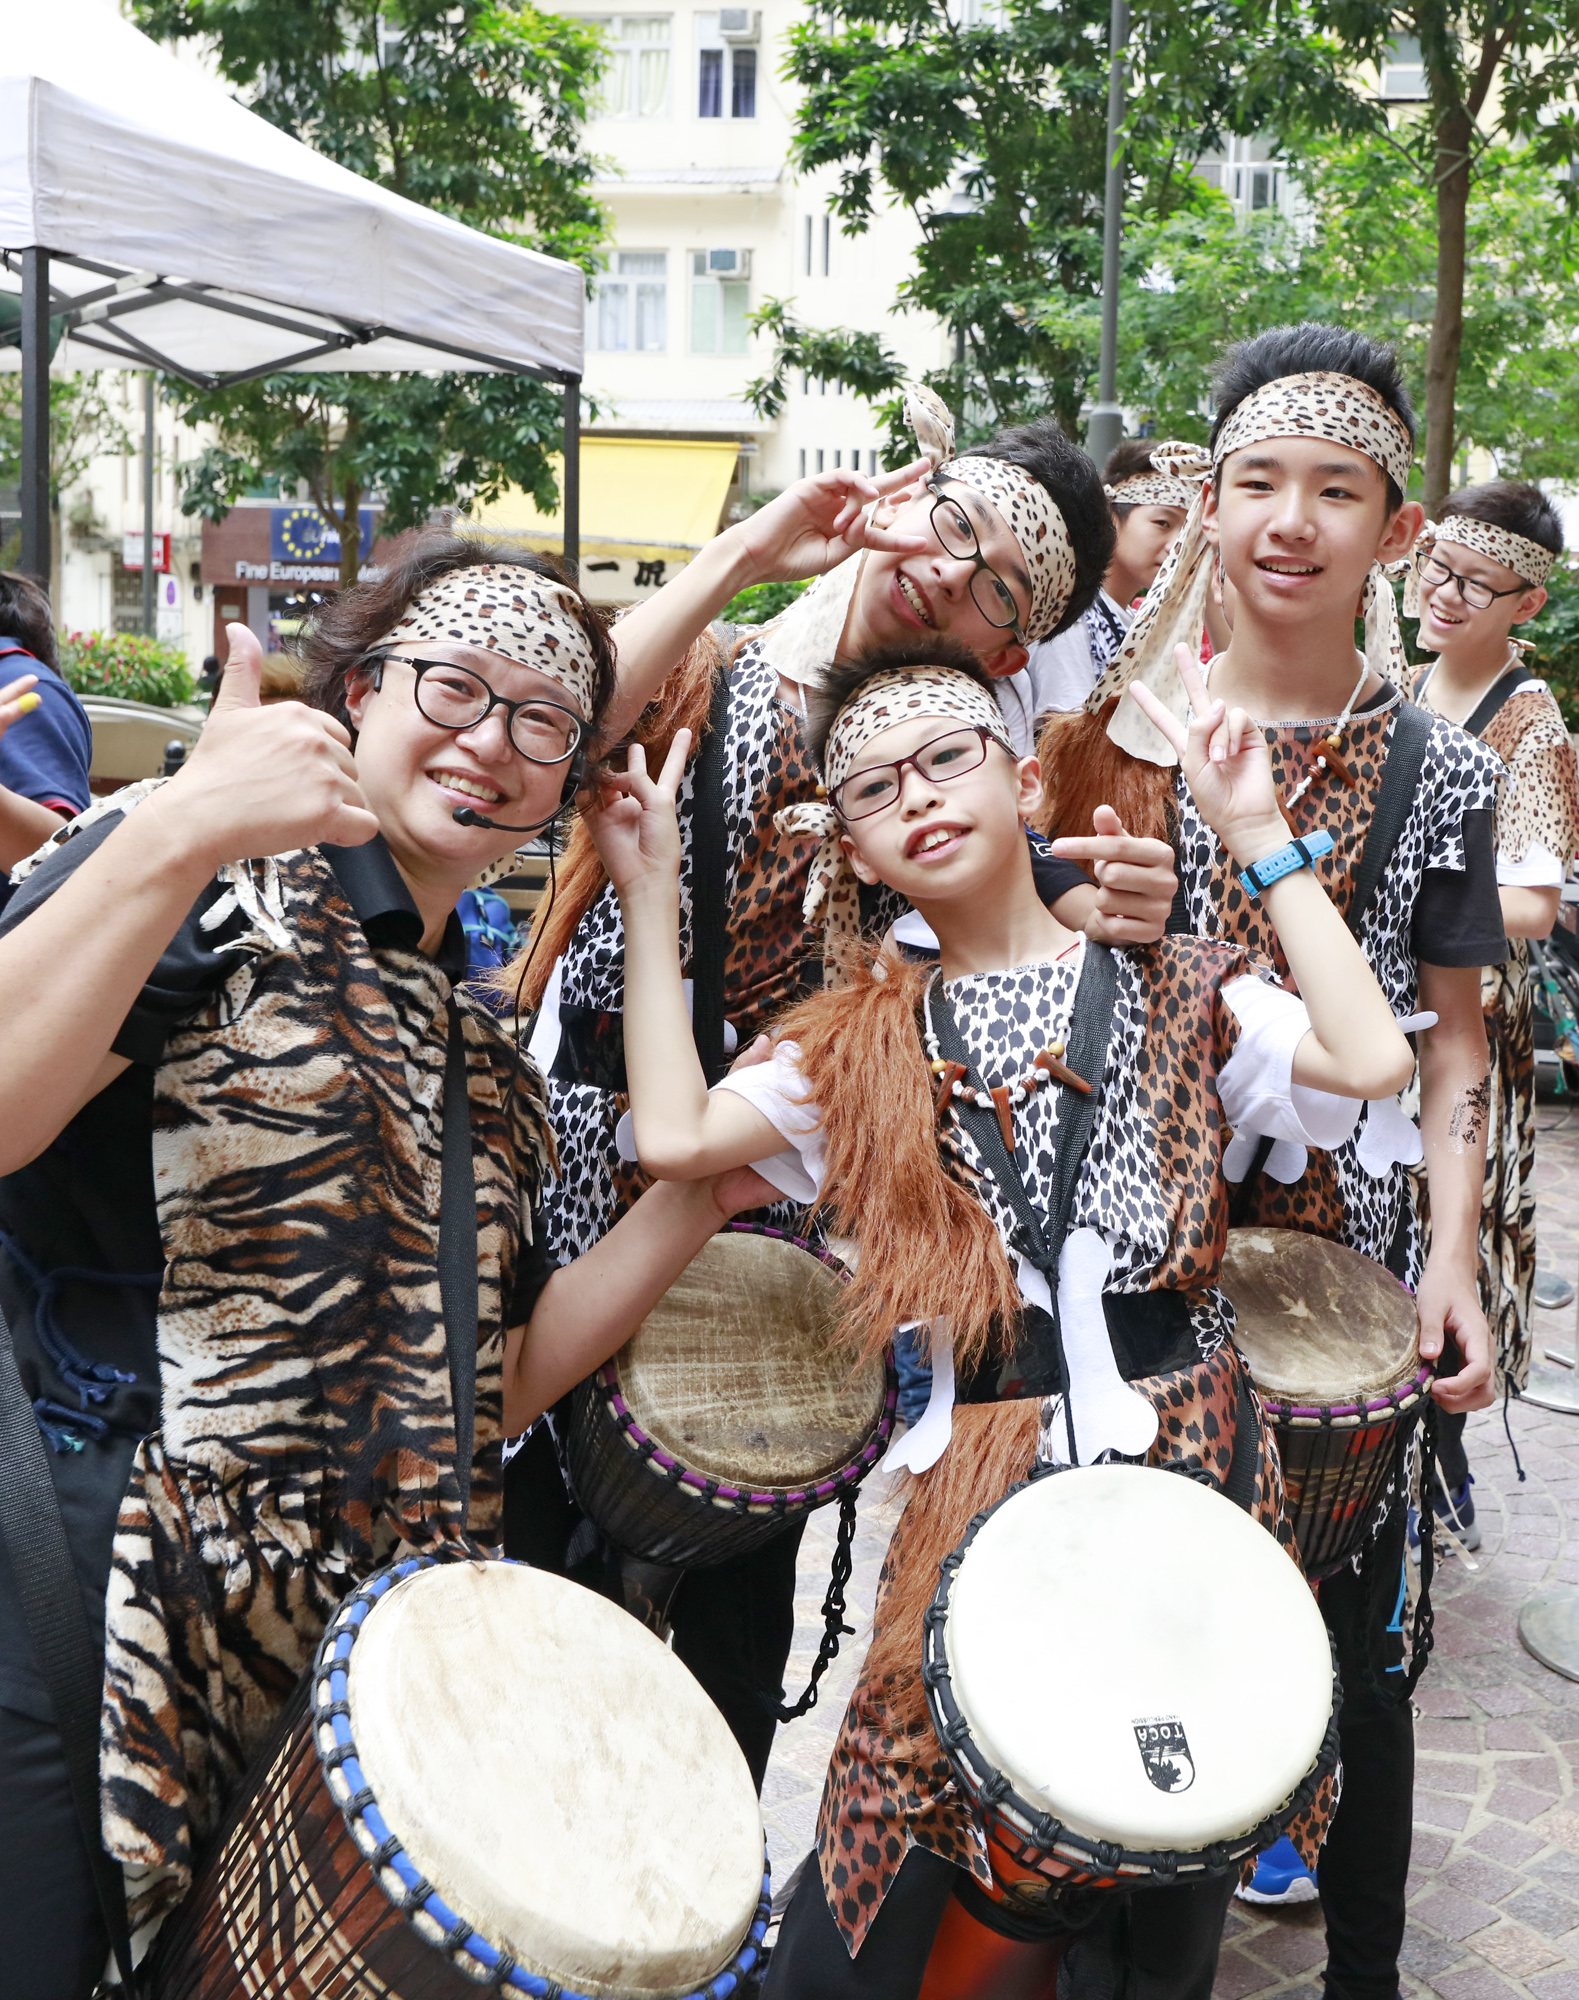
(1258, 1364), (1434, 1427)
(589, 1223), (899, 1515)
(311, 1553), (773, 2000)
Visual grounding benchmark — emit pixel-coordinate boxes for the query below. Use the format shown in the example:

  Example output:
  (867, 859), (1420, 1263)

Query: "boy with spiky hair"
(1038, 322), (1501, 1992)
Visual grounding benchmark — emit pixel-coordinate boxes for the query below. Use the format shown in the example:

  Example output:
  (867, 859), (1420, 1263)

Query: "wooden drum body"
(567, 1224), (896, 1568)
(923, 1467), (1338, 1925)
(152, 1555), (770, 2000)
(1220, 1229), (1431, 1579)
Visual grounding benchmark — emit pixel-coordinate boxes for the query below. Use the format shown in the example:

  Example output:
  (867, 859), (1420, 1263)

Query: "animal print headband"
(760, 386), (1078, 689)
(1091, 373), (1416, 767)
(1406, 515), (1557, 616)
(1104, 443), (1209, 514)
(775, 666), (1014, 973)
(379, 564), (600, 717)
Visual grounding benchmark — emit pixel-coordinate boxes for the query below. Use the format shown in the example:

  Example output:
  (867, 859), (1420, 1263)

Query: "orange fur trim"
(863, 1400), (1042, 1741)
(775, 948), (1021, 1376)
(1033, 701), (1174, 845)
(508, 628), (730, 1011)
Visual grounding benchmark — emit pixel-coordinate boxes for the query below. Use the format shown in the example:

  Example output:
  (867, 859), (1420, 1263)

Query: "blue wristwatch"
(1237, 830), (1335, 899)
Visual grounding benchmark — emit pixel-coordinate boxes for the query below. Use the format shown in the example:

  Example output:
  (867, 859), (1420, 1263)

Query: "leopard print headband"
(1104, 443), (1209, 514)
(1419, 515), (1557, 588)
(1090, 374), (1415, 767)
(379, 564), (601, 718)
(775, 667), (1014, 975)
(936, 456), (1079, 644)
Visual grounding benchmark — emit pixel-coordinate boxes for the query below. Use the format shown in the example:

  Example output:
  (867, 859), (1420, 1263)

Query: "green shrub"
(1527, 558), (1579, 731)
(719, 577), (812, 627)
(59, 631), (196, 709)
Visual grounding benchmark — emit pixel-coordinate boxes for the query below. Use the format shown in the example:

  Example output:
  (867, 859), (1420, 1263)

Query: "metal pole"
(1085, 0), (1130, 470)
(561, 375), (580, 581)
(19, 249), (50, 586)
(142, 373), (156, 636)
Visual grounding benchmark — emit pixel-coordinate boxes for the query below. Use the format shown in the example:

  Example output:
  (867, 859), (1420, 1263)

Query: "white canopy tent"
(0, 0), (586, 581)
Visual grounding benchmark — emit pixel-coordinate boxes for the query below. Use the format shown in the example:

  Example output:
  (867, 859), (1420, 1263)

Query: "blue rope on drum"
(313, 1553), (772, 2000)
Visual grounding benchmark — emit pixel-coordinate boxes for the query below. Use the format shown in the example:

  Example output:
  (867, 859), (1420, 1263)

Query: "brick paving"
(761, 1098), (1579, 1996)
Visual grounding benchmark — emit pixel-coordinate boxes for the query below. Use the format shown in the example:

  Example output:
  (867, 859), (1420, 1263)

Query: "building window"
(697, 14), (757, 118)
(816, 450), (824, 473)
(799, 449), (807, 477)
(593, 251), (668, 351)
(821, 215), (831, 276)
(868, 450), (877, 474)
(1380, 36), (1426, 100)
(593, 16), (672, 119)
(803, 216), (813, 275)
(690, 249), (750, 354)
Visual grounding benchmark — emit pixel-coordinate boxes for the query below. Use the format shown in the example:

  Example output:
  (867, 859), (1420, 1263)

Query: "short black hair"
(957, 419), (1115, 638)
(0, 571), (57, 671)
(809, 636), (996, 774)
(1441, 479), (1564, 563)
(1210, 323), (1416, 509)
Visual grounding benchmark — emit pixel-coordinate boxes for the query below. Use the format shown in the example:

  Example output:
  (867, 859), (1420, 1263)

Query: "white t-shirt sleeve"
(709, 1038), (827, 1203)
(1497, 839), (1567, 889)
(1217, 974), (1362, 1151)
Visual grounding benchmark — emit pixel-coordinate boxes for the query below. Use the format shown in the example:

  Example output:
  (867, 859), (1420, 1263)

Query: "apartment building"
(477, 1), (950, 602)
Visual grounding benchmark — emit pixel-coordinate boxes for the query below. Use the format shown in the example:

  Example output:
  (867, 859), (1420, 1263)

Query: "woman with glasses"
(0, 534), (775, 1994)
(1410, 483), (1577, 1548)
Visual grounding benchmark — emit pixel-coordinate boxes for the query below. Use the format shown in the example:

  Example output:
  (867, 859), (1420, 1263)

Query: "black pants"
(1435, 1409), (1469, 1492)
(502, 1424), (806, 1792)
(764, 1846), (1235, 2000)
(1316, 1498), (1416, 2000)
(0, 1702), (109, 2000)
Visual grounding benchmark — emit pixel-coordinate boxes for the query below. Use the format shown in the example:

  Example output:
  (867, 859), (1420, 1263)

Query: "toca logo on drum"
(1132, 1717), (1196, 1794)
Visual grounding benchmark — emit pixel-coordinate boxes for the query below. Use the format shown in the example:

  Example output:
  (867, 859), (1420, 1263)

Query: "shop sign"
(270, 506), (377, 566)
(122, 531), (171, 572)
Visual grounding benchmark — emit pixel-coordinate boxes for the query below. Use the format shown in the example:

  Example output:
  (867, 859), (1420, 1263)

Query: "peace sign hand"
(583, 731), (691, 905)
(1128, 647), (1288, 869)
(729, 461), (935, 584)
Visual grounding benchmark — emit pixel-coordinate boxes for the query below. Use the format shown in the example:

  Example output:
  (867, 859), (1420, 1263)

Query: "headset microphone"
(449, 742), (589, 837)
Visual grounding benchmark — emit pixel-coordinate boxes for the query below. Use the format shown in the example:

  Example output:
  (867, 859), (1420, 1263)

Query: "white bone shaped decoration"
(1020, 1227), (1160, 1466)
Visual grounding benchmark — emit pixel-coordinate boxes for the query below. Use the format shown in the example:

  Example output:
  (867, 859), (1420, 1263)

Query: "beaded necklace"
(922, 975), (1092, 1149)
(1207, 656), (1369, 811)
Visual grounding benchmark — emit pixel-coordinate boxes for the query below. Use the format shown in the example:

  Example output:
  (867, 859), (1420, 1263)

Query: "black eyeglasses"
(369, 654), (586, 766)
(1419, 552), (1529, 613)
(927, 477), (1025, 638)
(832, 725), (1003, 820)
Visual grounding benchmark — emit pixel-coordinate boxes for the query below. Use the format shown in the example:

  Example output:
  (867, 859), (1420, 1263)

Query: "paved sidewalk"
(762, 1100), (1579, 1998)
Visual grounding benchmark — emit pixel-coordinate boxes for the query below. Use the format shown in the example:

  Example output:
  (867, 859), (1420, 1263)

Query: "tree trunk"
(1423, 102), (1472, 517)
(337, 471), (363, 593)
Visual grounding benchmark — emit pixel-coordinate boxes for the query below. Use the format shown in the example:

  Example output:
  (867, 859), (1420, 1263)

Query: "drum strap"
(927, 943), (1118, 1412)
(0, 1300), (138, 1993)
(441, 999), (479, 1523)
(690, 644), (735, 1088)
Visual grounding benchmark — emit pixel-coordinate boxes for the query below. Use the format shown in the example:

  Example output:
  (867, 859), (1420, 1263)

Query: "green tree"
(134, 0), (607, 584)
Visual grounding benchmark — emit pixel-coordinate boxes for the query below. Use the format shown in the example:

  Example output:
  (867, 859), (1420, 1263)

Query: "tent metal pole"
(19, 249), (50, 587)
(561, 375), (580, 581)
(142, 374), (156, 636)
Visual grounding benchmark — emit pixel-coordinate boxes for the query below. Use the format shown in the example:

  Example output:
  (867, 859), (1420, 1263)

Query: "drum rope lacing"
(919, 1468), (1343, 1901)
(311, 1551), (773, 2000)
(770, 1485), (859, 1723)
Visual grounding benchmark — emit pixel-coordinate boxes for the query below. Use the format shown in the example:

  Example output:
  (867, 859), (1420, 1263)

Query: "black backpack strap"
(1415, 662), (1525, 740)
(689, 648), (735, 1086)
(1346, 697), (1433, 941)
(440, 1000), (479, 1523)
(0, 1309), (138, 1993)
(928, 943), (1119, 1404)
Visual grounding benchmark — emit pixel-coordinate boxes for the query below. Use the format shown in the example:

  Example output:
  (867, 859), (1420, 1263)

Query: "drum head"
(1220, 1229), (1418, 1402)
(944, 1467), (1331, 1852)
(618, 1230), (883, 1488)
(344, 1563), (763, 1999)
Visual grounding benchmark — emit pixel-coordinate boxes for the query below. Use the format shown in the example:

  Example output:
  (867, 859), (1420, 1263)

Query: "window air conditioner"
(719, 9), (760, 40)
(699, 248), (753, 277)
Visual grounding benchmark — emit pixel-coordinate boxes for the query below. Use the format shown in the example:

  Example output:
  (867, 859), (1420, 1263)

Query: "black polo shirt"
(0, 818), (550, 1722)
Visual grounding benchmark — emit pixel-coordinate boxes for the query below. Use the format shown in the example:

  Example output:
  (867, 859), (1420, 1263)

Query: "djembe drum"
(922, 1466), (1338, 1928)
(567, 1223), (895, 1570)
(1219, 1228), (1431, 1578)
(150, 1554), (769, 2000)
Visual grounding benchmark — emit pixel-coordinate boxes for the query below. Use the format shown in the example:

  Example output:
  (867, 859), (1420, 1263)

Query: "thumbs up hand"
(151, 623), (379, 868)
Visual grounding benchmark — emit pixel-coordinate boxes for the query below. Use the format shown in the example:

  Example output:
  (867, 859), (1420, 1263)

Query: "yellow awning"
(470, 437), (740, 563)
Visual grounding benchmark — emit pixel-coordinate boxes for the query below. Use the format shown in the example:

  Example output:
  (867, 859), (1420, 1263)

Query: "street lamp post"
(1085, 0), (1130, 470)
(142, 373), (156, 638)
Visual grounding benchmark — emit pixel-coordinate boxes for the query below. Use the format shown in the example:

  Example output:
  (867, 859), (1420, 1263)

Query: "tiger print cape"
(58, 819), (557, 1924)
